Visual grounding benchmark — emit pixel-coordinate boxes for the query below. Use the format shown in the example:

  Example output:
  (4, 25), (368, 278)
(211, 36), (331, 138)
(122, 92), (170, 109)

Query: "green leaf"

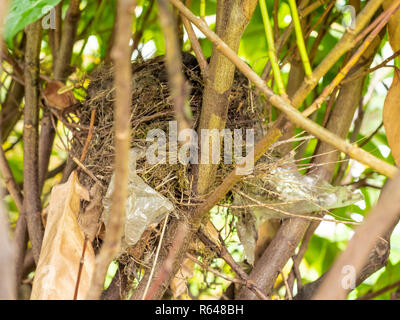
(305, 235), (341, 274)
(277, 2), (291, 28)
(189, 0), (217, 16)
(4, 0), (63, 48)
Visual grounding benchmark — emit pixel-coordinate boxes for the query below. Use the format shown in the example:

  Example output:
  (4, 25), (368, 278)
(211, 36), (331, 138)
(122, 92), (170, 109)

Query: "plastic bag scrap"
(102, 148), (174, 252)
(233, 162), (363, 265)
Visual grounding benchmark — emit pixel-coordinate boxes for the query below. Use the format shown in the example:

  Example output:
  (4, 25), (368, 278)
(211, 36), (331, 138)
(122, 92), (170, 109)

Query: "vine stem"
(288, 0), (313, 77)
(86, 0), (136, 300)
(259, 0), (286, 96)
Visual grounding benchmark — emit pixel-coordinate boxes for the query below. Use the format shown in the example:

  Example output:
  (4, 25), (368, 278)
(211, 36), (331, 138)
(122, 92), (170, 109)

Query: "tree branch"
(193, 0), (258, 195)
(291, 0), (385, 108)
(158, 0), (191, 133)
(313, 173), (400, 299)
(39, 0), (82, 194)
(23, 20), (44, 264)
(87, 0), (135, 300)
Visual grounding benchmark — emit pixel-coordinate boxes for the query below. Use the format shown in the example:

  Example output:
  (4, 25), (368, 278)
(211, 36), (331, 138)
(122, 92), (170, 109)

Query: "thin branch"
(197, 230), (270, 300)
(54, 0), (81, 80)
(272, 0), (279, 40)
(23, 20), (44, 264)
(142, 222), (188, 300)
(86, 0), (135, 300)
(78, 108), (96, 165)
(193, 0), (258, 196)
(342, 49), (400, 84)
(280, 271), (293, 300)
(299, 0), (329, 18)
(291, 0), (385, 108)
(287, 221), (317, 291)
(313, 173), (400, 299)
(259, 0), (286, 96)
(303, 0), (400, 117)
(186, 253), (245, 285)
(181, 16), (208, 76)
(0, 75), (24, 143)
(142, 213), (170, 300)
(39, 0), (82, 194)
(0, 145), (28, 296)
(158, 0), (191, 133)
(0, 195), (15, 300)
(357, 279), (400, 300)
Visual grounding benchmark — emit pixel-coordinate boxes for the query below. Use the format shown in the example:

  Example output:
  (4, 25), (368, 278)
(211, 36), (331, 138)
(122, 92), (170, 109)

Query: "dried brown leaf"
(383, 67), (400, 166)
(31, 171), (95, 300)
(170, 258), (195, 298)
(43, 80), (78, 111)
(77, 183), (103, 242)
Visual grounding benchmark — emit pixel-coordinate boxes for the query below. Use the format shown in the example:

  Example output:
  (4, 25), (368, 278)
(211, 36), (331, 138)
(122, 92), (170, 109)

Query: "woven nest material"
(71, 53), (265, 210)
(65, 52), (269, 276)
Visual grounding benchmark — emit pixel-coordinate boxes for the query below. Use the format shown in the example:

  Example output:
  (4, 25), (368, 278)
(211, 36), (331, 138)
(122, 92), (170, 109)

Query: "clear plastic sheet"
(102, 148), (174, 249)
(233, 162), (363, 265)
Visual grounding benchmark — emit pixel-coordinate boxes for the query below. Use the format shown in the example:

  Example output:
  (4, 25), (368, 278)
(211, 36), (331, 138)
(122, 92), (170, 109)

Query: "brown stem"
(74, 236), (88, 300)
(303, 0), (400, 118)
(291, 0), (384, 109)
(0, 148), (23, 212)
(242, 28), (380, 299)
(87, 0), (135, 300)
(38, 0), (81, 194)
(48, 1), (62, 64)
(193, 0), (258, 195)
(313, 173), (400, 299)
(23, 20), (44, 264)
(142, 222), (188, 300)
(158, 0), (191, 133)
(181, 17), (208, 76)
(54, 0), (81, 80)
(78, 108), (96, 164)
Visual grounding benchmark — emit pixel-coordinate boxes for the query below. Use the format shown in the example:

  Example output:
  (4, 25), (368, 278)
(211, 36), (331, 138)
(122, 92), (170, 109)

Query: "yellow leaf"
(383, 67), (400, 166)
(31, 171), (95, 300)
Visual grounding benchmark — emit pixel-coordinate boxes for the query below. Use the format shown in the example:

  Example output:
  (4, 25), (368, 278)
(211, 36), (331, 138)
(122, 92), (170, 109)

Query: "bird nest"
(72, 53), (264, 196)
(66, 53), (266, 277)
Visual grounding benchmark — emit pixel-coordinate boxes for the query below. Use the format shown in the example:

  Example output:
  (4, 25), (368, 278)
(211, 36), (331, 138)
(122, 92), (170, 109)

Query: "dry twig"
(87, 0), (136, 300)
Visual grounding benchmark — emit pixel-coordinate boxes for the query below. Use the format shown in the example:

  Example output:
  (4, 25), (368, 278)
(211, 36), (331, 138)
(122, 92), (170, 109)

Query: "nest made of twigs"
(71, 53), (264, 207)
(67, 52), (266, 281)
